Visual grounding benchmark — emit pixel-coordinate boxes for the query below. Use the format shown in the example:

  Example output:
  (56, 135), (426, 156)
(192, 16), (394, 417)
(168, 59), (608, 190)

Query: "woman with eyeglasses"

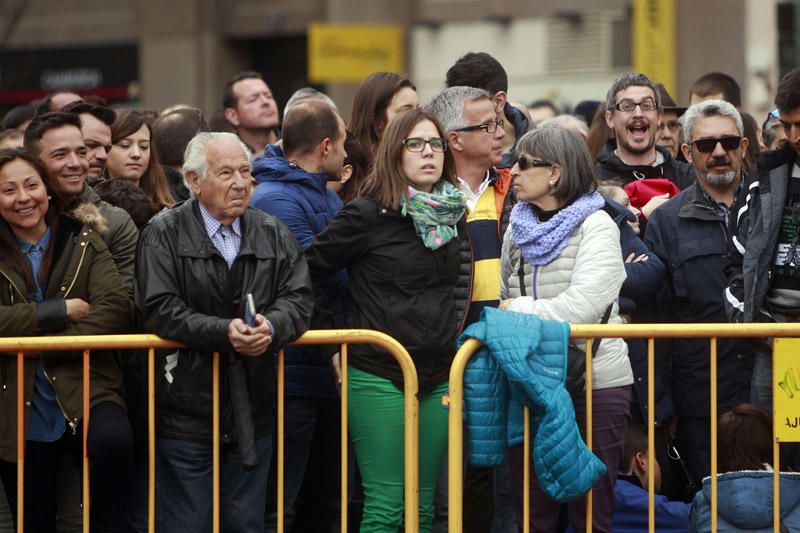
(498, 127), (633, 533)
(306, 108), (465, 532)
(0, 148), (132, 532)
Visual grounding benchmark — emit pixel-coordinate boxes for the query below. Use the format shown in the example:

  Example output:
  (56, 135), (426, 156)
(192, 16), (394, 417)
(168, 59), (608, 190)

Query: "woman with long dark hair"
(106, 109), (174, 214)
(0, 148), (133, 532)
(348, 72), (418, 163)
(307, 108), (465, 532)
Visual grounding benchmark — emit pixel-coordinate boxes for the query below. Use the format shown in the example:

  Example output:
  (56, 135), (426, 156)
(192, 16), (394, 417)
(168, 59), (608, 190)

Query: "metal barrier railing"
(2, 329), (419, 533)
(448, 322), (800, 533)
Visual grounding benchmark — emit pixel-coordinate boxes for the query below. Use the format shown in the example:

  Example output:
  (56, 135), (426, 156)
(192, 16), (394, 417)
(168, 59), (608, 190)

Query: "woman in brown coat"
(0, 148), (133, 532)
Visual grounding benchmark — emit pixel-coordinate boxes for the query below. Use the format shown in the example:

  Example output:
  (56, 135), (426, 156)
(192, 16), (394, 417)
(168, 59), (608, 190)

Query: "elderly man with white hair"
(136, 131), (313, 532)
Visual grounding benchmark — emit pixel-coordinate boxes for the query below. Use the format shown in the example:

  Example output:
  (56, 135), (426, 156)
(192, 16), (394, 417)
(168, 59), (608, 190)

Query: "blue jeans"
(751, 348), (772, 409)
(156, 435), (272, 533)
(265, 396), (340, 533)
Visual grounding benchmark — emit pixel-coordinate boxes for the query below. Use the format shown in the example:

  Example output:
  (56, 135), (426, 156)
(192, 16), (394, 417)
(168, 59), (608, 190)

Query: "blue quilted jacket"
(460, 307), (607, 502)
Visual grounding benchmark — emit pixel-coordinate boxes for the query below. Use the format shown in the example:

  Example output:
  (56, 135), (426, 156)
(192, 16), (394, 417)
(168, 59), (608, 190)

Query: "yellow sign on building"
(632, 0), (677, 97)
(774, 338), (800, 441)
(308, 23), (404, 84)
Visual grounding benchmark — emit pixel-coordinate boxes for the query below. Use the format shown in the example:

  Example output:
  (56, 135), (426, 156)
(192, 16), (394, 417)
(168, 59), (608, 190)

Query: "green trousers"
(348, 366), (449, 533)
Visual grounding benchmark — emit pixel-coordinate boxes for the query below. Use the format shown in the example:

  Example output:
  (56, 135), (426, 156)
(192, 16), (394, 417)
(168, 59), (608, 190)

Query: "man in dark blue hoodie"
(250, 99), (347, 532)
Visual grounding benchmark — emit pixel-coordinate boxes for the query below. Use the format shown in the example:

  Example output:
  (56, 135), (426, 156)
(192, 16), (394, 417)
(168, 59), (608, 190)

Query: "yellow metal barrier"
(1, 329), (419, 533)
(448, 322), (800, 533)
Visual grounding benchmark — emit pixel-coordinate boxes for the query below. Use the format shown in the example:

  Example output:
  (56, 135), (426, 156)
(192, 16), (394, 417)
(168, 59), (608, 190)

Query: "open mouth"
(628, 123), (649, 141)
(16, 207), (35, 215)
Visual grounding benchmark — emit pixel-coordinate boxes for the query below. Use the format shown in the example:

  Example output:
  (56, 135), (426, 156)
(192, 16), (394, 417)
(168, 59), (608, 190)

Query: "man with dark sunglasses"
(726, 67), (800, 410)
(597, 73), (695, 220)
(645, 99), (755, 493)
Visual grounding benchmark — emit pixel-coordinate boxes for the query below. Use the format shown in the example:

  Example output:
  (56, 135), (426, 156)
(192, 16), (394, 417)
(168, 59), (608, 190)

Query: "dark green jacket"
(0, 204), (130, 462)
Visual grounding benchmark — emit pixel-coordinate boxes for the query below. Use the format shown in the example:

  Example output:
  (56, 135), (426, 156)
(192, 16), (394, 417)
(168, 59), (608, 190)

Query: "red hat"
(623, 179), (680, 210)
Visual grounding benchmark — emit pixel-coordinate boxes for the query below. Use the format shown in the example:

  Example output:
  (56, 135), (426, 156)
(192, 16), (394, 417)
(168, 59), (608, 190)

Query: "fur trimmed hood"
(70, 202), (108, 235)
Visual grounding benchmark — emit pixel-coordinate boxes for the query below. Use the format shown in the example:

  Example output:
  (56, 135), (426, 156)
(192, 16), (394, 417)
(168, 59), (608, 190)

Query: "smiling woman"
(106, 109), (174, 215)
(0, 147), (133, 532)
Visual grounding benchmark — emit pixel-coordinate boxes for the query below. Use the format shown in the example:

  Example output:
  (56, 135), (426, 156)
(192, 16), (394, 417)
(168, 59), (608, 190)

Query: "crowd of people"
(0, 50), (799, 533)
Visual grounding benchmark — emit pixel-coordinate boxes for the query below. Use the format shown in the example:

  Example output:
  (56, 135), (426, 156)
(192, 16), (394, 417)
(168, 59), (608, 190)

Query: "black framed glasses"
(402, 137), (447, 152)
(517, 154), (554, 171)
(453, 118), (504, 134)
(691, 136), (741, 153)
(613, 98), (658, 112)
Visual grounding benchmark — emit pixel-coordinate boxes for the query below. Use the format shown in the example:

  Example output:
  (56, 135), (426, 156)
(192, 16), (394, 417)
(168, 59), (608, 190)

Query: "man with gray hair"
(644, 99), (754, 490)
(426, 85), (513, 533)
(136, 131), (313, 532)
(597, 72), (695, 215)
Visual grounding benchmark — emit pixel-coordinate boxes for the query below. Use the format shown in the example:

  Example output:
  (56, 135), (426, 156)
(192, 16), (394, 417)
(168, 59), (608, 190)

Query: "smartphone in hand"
(245, 293), (256, 327)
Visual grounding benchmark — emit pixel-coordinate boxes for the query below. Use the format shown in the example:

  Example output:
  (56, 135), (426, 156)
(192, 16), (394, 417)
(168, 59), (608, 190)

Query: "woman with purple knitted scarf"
(498, 127), (633, 533)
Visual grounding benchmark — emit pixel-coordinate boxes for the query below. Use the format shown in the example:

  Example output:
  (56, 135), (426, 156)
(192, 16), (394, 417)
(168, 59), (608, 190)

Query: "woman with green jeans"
(306, 108), (465, 532)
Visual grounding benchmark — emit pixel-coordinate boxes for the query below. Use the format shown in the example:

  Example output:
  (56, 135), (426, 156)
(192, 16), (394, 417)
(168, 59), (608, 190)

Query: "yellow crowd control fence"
(448, 322), (800, 533)
(0, 329), (419, 533)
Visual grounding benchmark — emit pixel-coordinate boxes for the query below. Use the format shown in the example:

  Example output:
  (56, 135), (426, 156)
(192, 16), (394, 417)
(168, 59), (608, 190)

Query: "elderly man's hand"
(228, 314), (273, 356)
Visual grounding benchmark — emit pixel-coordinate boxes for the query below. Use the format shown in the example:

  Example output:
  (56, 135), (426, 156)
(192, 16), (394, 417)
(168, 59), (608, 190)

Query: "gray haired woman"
(499, 127), (633, 533)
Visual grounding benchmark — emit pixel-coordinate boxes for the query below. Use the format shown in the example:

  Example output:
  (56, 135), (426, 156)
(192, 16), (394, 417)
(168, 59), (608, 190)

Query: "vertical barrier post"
(773, 349), (780, 533)
(16, 351), (24, 533)
(340, 344), (348, 533)
(710, 338), (718, 533)
(148, 347), (156, 532)
(277, 348), (285, 533)
(647, 338), (655, 533)
(82, 349), (91, 533)
(523, 407), (530, 533)
(212, 352), (220, 533)
(585, 339), (593, 533)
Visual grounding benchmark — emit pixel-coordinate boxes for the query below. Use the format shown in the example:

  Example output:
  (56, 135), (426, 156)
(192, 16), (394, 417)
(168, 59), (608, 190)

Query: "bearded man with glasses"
(644, 99), (755, 493)
(597, 73), (695, 222)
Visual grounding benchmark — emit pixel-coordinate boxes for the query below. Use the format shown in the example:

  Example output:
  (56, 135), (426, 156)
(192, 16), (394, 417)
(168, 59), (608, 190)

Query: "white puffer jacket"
(501, 209), (633, 390)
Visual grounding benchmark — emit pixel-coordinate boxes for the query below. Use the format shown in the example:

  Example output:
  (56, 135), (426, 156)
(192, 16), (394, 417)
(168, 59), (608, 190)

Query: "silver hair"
(536, 114), (589, 136)
(605, 72), (662, 113)
(283, 87), (337, 119)
(681, 99), (743, 144)
(183, 132), (250, 183)
(424, 86), (491, 133)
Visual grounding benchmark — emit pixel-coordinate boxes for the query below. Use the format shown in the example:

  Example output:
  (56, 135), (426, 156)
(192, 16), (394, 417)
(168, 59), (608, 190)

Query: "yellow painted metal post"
(647, 338), (655, 533)
(16, 351), (24, 533)
(148, 347), (156, 533)
(82, 349), (91, 533)
(340, 344), (348, 533)
(278, 348), (285, 533)
(523, 407), (530, 533)
(774, 349), (780, 533)
(448, 338), (480, 533)
(774, 439), (781, 533)
(710, 338), (718, 533)
(585, 339), (593, 533)
(212, 352), (220, 533)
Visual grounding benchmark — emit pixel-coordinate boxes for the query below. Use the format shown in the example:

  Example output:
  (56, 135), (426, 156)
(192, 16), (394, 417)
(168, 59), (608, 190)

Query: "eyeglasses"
(517, 154), (554, 171)
(402, 137), (447, 152)
(691, 136), (742, 153)
(453, 118), (504, 134)
(613, 99), (658, 113)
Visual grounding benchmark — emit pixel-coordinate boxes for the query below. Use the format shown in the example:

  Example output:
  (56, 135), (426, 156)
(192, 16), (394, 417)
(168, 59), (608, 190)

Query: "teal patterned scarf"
(400, 180), (466, 250)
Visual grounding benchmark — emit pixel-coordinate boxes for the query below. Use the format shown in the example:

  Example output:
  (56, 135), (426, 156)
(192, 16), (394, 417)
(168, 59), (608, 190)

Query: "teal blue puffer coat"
(460, 307), (606, 502)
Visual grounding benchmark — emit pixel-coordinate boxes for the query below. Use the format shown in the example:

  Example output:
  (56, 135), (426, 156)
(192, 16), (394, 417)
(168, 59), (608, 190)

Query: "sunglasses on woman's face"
(691, 136), (741, 153)
(517, 154), (554, 171)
